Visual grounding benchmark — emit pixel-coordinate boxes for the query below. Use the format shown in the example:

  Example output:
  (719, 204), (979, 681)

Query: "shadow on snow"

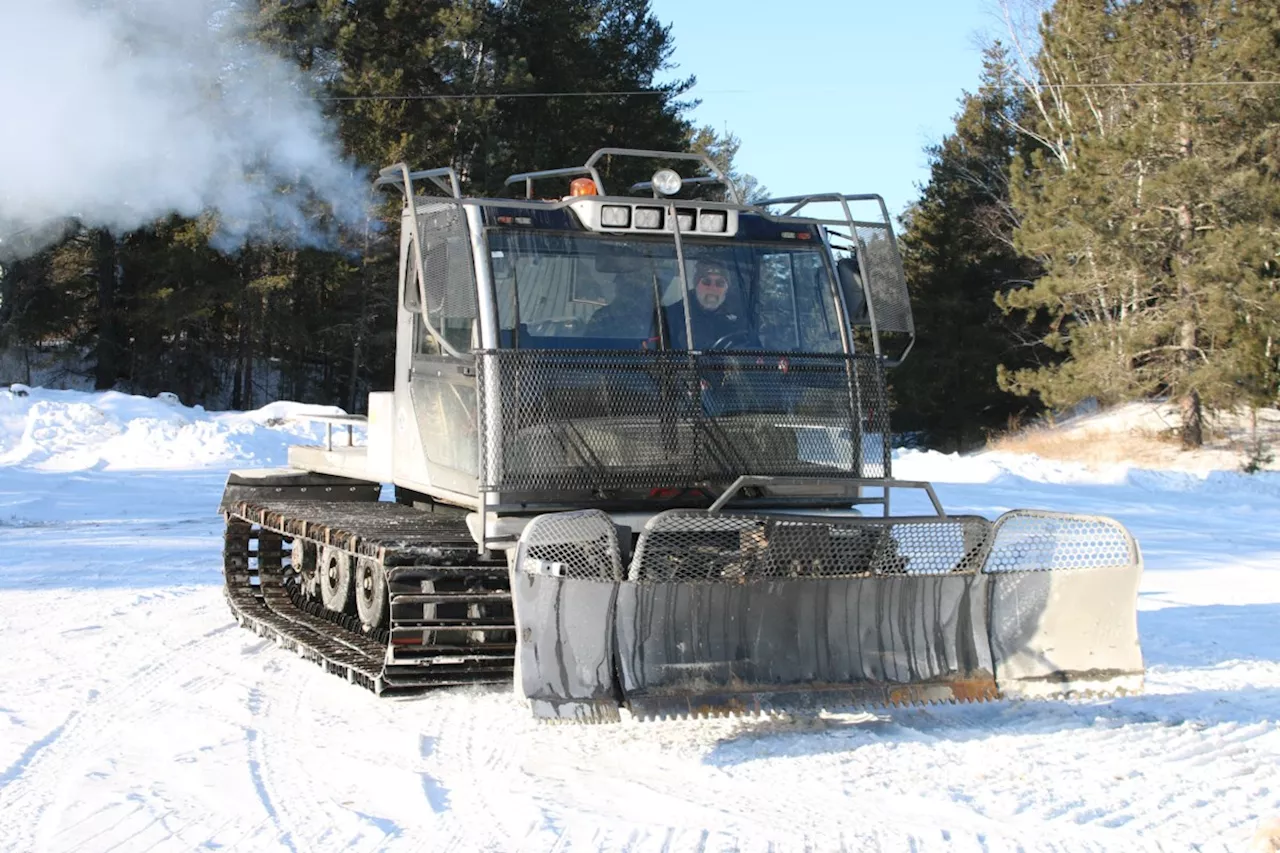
(701, 603), (1280, 767)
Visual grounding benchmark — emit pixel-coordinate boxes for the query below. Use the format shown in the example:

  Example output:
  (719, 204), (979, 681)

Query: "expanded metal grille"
(415, 202), (476, 322)
(855, 224), (914, 336)
(982, 510), (1139, 573)
(627, 509), (992, 583)
(478, 350), (890, 493)
(518, 510), (623, 581)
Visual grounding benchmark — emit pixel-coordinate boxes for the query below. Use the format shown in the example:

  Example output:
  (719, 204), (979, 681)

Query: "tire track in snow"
(4, 585), (1277, 852)
(516, 701), (1261, 851)
(840, 698), (1276, 850)
(413, 689), (522, 852)
(0, 667), (167, 853)
(0, 712), (74, 788)
(243, 687), (300, 853)
(418, 735), (451, 814)
(408, 701), (1166, 851)
(991, 699), (1278, 843)
(251, 672), (416, 852)
(0, 595), (258, 852)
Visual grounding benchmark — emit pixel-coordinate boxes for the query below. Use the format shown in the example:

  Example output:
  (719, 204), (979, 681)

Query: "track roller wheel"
(319, 546), (355, 614)
(354, 557), (389, 633)
(291, 539), (320, 598)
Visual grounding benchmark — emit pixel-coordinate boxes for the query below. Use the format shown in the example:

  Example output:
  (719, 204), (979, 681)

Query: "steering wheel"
(708, 330), (752, 351)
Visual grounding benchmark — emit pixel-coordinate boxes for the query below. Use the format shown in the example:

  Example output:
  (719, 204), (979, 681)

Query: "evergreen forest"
(893, 0), (1280, 450)
(1, 0), (1278, 454)
(0, 0), (729, 411)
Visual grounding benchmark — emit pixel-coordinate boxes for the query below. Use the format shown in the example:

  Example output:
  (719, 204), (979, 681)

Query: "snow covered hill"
(1, 387), (1277, 852)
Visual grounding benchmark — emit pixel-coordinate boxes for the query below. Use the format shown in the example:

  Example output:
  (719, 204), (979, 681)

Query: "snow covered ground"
(1, 387), (1278, 852)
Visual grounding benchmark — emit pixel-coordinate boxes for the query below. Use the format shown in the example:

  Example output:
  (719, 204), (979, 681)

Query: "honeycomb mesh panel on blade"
(855, 223), (913, 336)
(477, 350), (890, 492)
(627, 510), (993, 583)
(983, 510), (1139, 573)
(518, 510), (624, 581)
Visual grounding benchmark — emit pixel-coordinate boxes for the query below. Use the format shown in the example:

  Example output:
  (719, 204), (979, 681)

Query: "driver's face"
(695, 271), (729, 311)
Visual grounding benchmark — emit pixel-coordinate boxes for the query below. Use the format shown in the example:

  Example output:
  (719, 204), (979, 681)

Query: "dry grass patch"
(990, 427), (1180, 468)
(987, 402), (1280, 473)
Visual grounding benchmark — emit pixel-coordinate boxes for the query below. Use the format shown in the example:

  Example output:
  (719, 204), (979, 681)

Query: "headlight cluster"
(596, 204), (728, 233)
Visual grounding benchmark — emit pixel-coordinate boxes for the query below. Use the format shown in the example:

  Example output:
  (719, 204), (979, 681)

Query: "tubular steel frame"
(374, 151), (918, 550)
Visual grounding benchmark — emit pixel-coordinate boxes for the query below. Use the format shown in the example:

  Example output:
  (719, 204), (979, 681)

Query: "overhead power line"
(1020, 80), (1280, 89)
(316, 88), (704, 102)
(311, 81), (1280, 102)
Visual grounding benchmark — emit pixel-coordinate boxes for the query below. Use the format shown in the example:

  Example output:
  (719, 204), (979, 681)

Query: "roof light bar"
(565, 200), (739, 236)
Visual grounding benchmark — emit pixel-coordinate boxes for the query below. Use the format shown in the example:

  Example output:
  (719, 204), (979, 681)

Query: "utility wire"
(1013, 80), (1280, 89)
(316, 89), (709, 101)
(312, 80), (1280, 102)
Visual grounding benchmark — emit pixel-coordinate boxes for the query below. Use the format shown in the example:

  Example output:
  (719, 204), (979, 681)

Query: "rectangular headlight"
(670, 208), (695, 232)
(698, 211), (727, 232)
(600, 204), (631, 227)
(634, 206), (662, 229)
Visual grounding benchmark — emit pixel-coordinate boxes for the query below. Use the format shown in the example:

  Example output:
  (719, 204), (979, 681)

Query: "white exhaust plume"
(0, 0), (368, 260)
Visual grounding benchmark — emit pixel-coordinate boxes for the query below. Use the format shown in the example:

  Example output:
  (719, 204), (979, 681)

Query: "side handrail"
(505, 165), (606, 201)
(372, 163), (466, 359)
(504, 148), (741, 204)
(708, 475), (946, 518)
(374, 164), (462, 199)
(288, 412), (366, 451)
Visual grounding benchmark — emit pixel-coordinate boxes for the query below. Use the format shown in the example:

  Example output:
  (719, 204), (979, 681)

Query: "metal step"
(391, 592), (513, 605)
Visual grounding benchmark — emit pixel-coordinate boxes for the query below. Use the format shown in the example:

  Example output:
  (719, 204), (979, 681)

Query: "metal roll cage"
(504, 148), (741, 204)
(371, 150), (915, 366)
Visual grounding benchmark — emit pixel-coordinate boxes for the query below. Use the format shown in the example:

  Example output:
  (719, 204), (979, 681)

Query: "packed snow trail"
(0, 389), (1277, 851)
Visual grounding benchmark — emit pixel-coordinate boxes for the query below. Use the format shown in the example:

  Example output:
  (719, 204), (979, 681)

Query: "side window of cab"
(410, 205), (478, 357)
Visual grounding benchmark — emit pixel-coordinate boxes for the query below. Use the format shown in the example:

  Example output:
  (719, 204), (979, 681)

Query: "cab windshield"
(488, 230), (844, 353)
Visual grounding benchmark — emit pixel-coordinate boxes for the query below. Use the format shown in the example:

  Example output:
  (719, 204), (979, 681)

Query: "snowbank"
(0, 385), (361, 471)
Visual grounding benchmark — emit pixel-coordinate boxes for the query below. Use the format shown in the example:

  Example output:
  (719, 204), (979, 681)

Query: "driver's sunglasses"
(697, 274), (728, 289)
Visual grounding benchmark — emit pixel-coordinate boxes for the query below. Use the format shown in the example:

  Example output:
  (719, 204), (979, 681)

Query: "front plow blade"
(510, 507), (1144, 722)
(985, 511), (1145, 698)
(615, 512), (999, 719)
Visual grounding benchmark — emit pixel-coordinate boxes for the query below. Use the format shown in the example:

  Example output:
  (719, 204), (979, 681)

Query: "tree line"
(893, 0), (1280, 451)
(0, 0), (750, 411)
(3, 0), (1276, 455)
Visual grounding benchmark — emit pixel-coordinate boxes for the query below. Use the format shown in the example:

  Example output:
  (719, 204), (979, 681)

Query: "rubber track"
(223, 500), (514, 697)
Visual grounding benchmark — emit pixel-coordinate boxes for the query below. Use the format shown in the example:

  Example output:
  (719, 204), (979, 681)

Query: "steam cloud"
(0, 0), (369, 260)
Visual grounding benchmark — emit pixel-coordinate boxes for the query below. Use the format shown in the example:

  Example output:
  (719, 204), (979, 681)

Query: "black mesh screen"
(629, 510), (993, 582)
(855, 223), (913, 336)
(415, 203), (476, 322)
(478, 350), (890, 493)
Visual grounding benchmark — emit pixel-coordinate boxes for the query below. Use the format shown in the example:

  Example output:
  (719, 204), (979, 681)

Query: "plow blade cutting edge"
(511, 508), (1144, 722)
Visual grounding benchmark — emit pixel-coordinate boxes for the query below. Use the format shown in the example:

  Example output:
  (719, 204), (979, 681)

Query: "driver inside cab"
(666, 260), (759, 350)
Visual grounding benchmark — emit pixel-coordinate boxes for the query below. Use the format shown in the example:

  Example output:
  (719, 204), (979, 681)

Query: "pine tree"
(894, 44), (1045, 451)
(1001, 0), (1280, 445)
(464, 0), (695, 194)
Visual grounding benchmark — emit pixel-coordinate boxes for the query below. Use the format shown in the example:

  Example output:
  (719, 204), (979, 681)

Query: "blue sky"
(647, 0), (1004, 219)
